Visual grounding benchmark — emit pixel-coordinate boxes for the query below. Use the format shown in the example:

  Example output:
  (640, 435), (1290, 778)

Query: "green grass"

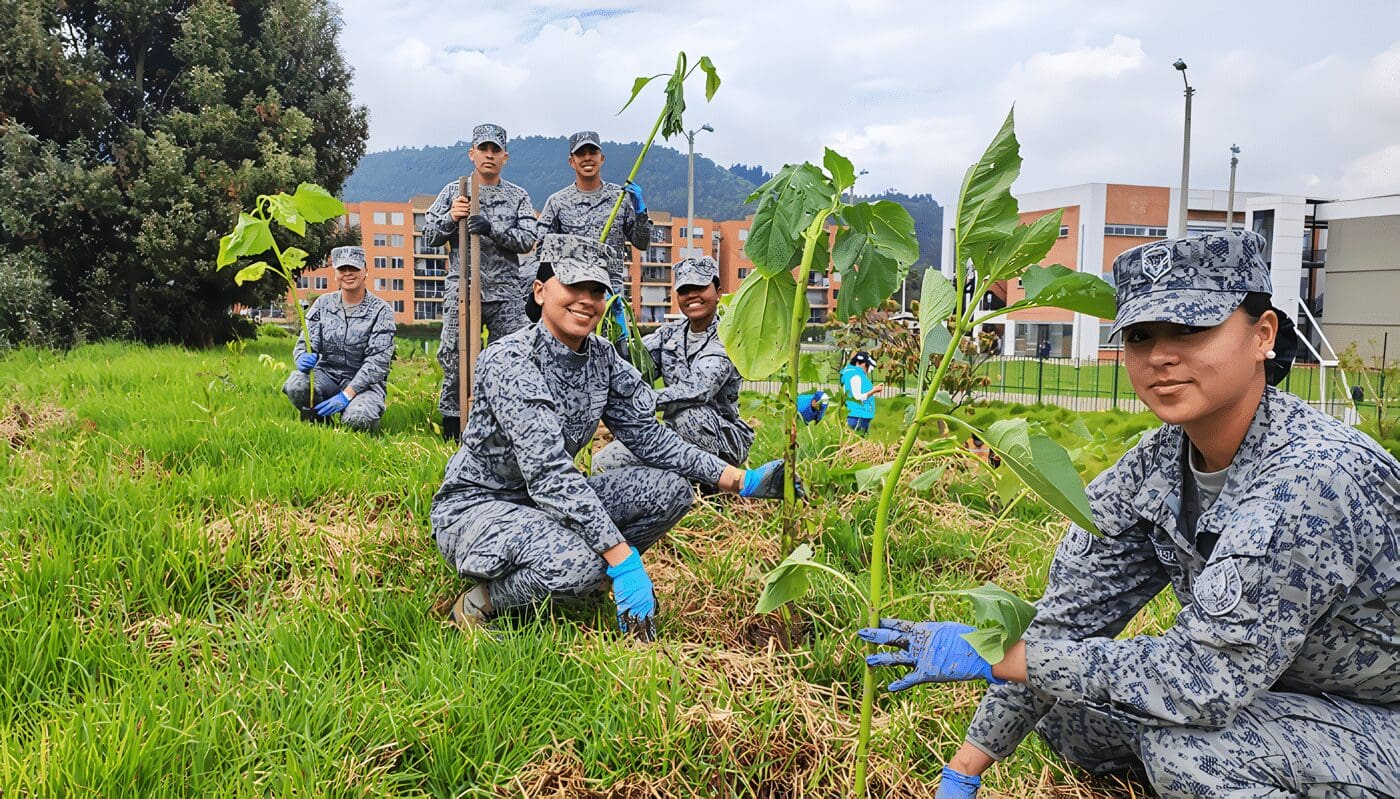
(2, 336), (1174, 796)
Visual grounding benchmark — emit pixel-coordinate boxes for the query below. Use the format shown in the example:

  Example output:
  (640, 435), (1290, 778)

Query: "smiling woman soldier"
(431, 235), (794, 639)
(859, 230), (1399, 798)
(282, 246), (396, 431)
(594, 256), (754, 472)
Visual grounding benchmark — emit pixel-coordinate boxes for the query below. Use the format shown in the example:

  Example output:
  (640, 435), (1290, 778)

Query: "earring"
(1266, 349), (1276, 359)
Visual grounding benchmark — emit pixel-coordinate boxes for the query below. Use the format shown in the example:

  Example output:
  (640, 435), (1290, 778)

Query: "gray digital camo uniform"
(594, 316), (754, 471)
(535, 182), (651, 294)
(965, 386), (1400, 797)
(430, 324), (728, 612)
(283, 291), (396, 430)
(421, 178), (538, 417)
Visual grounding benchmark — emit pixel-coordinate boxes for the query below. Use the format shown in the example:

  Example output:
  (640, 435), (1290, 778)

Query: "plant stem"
(264, 212), (316, 404)
(853, 272), (977, 796)
(781, 212), (832, 551)
(597, 111), (666, 248)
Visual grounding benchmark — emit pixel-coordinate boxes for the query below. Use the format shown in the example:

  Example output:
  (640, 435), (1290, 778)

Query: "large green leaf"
(862, 201), (919, 264)
(954, 109), (1022, 256)
(755, 544), (815, 613)
(909, 465), (946, 493)
(618, 73), (663, 114)
(267, 193), (305, 235)
(919, 270), (956, 349)
(233, 261), (271, 286)
(745, 193), (798, 274)
(954, 582), (1037, 663)
(1012, 265), (1116, 319)
(853, 461), (894, 492)
(824, 148), (855, 193)
(291, 183), (345, 224)
(834, 243), (903, 320)
(281, 246), (308, 272)
(981, 418), (1097, 532)
(697, 56), (720, 101)
(216, 213), (273, 267)
(717, 270), (800, 380)
(983, 210), (1063, 284)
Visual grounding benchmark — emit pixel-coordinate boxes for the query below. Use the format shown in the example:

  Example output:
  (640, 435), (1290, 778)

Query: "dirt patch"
(1, 401), (71, 449)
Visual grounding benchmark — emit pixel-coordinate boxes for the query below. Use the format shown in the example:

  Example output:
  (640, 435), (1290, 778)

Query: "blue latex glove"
(935, 766), (981, 798)
(740, 459), (804, 499)
(606, 547), (656, 640)
(623, 180), (646, 215)
(857, 619), (1005, 691)
(608, 294), (630, 343)
(314, 391), (351, 418)
(296, 352), (319, 374)
(797, 390), (828, 423)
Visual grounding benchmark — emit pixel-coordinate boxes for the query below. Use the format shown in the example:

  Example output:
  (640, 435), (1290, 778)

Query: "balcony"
(806, 289), (829, 308)
(415, 243), (445, 255)
(414, 281), (445, 299)
(644, 247), (671, 264)
(640, 286), (671, 306)
(650, 228), (672, 244)
(641, 266), (672, 284)
(414, 265), (447, 278)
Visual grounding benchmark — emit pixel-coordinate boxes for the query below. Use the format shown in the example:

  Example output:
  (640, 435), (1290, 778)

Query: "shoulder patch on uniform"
(1061, 525), (1092, 558)
(1194, 559), (1243, 617)
(631, 385), (657, 415)
(1154, 542), (1179, 566)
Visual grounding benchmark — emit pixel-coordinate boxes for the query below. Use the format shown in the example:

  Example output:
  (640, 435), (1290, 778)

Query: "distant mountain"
(345, 138), (941, 267)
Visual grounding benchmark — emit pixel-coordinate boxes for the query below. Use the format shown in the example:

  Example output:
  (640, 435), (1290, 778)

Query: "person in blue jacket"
(839, 351), (882, 434)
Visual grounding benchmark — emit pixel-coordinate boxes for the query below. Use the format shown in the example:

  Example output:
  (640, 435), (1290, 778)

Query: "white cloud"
(1338, 144), (1400, 197)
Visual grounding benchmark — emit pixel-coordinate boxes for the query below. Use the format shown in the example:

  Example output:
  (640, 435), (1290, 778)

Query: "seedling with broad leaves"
(215, 183), (347, 406)
(596, 51), (721, 381)
(739, 109), (1116, 795)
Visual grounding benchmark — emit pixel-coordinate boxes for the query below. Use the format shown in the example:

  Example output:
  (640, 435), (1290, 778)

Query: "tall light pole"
(847, 168), (869, 205)
(1174, 59), (1194, 238)
(1226, 144), (1240, 230)
(685, 123), (714, 258)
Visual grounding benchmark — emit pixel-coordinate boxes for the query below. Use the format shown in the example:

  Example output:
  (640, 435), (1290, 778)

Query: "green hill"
(345, 138), (942, 267)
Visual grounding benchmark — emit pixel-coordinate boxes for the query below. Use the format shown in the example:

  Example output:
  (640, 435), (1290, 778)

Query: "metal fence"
(745, 354), (1394, 419)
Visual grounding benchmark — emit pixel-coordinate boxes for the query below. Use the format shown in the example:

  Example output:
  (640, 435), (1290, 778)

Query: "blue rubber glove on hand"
(797, 390), (828, 423)
(314, 391), (351, 418)
(607, 547), (656, 641)
(740, 459), (804, 499)
(608, 294), (630, 343)
(623, 181), (646, 215)
(935, 766), (981, 798)
(857, 619), (1004, 691)
(296, 352), (319, 374)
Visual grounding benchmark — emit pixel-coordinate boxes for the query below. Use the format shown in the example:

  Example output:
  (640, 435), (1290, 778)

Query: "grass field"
(2, 333), (1185, 797)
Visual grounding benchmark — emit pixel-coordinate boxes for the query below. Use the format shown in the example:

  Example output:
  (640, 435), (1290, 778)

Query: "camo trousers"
(434, 467), (694, 612)
(593, 406), (752, 473)
(282, 371), (386, 431)
(437, 285), (528, 417)
(1029, 691), (1400, 797)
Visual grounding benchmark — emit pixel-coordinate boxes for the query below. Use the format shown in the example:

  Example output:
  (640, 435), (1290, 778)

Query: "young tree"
(0, 0), (368, 347)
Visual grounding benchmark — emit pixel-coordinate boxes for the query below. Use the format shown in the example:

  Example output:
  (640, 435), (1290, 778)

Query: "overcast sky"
(335, 0), (1400, 206)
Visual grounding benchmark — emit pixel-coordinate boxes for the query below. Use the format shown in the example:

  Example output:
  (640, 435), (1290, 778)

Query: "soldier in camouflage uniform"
(421, 123), (538, 441)
(859, 231), (1399, 798)
(431, 234), (795, 639)
(535, 131), (653, 297)
(594, 256), (754, 471)
(283, 246), (396, 431)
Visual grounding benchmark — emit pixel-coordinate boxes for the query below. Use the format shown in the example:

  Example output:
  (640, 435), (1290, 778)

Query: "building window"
(737, 268), (751, 279)
(373, 256), (387, 268)
(738, 229), (748, 241)
(414, 300), (443, 320)
(390, 212), (404, 226)
(1013, 322), (1074, 358)
(314, 277), (328, 290)
(296, 276), (309, 289)
(390, 257), (404, 269)
(1059, 225), (1069, 238)
(390, 234), (404, 247)
(640, 306), (668, 324)
(393, 300), (405, 313)
(413, 213), (426, 229)
(348, 212), (360, 226)
(414, 280), (445, 299)
(373, 233), (387, 247)
(374, 279), (385, 290)
(1104, 224), (1168, 237)
(807, 307), (829, 324)
(690, 227), (702, 238)
(415, 258), (446, 276)
(1098, 322), (1120, 350)
(373, 211), (387, 225)
(391, 279), (404, 291)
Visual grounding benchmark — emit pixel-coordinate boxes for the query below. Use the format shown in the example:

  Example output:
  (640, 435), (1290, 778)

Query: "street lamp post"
(847, 168), (869, 205)
(1226, 144), (1241, 230)
(1174, 59), (1194, 238)
(684, 123), (714, 258)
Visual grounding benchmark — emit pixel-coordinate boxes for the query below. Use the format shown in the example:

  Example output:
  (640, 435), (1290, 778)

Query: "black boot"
(441, 415), (460, 443)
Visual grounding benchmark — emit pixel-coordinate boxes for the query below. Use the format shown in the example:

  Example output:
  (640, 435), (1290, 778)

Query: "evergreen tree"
(0, 0), (368, 346)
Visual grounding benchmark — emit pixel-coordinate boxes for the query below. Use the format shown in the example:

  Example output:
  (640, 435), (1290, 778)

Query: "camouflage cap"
(674, 256), (719, 289)
(568, 131), (602, 154)
(1108, 230), (1271, 338)
(472, 123), (507, 150)
(330, 246), (366, 270)
(537, 234), (610, 287)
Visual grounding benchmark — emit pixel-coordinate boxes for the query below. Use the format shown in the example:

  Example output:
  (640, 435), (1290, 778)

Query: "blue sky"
(336, 0), (1400, 204)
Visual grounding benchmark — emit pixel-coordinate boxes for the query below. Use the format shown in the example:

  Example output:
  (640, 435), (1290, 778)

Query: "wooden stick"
(467, 171), (482, 413)
(457, 176), (469, 419)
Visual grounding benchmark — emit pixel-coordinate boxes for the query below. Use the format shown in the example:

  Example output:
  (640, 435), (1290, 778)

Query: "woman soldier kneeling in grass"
(429, 233), (795, 640)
